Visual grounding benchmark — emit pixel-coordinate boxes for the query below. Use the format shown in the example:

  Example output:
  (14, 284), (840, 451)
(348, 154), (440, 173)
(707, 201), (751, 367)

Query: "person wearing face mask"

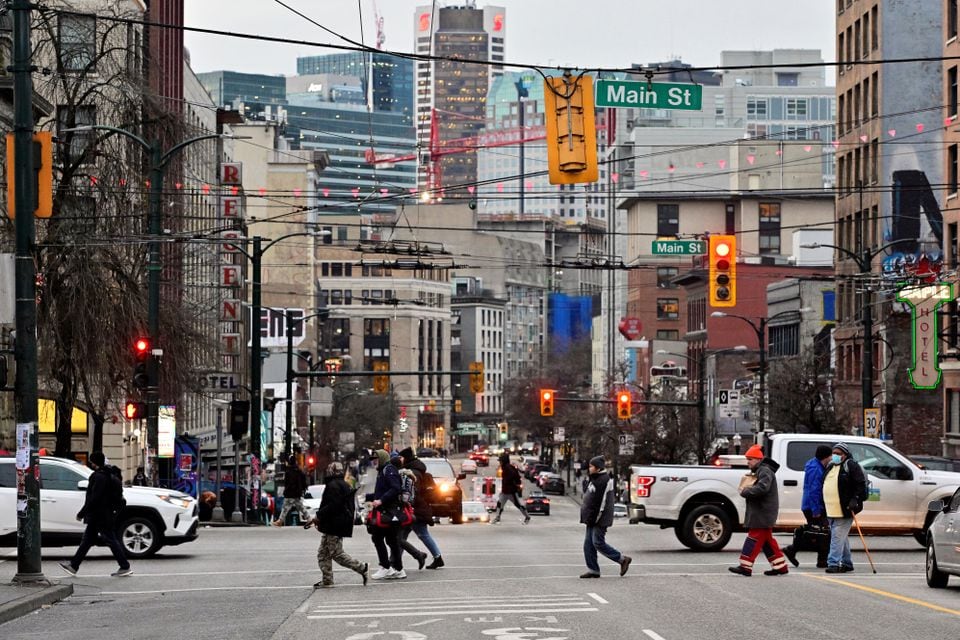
(728, 444), (789, 577)
(821, 442), (868, 573)
(781, 445), (834, 569)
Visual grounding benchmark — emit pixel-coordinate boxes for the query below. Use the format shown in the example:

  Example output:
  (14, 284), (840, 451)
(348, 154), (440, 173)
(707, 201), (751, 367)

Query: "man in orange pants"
(729, 444), (789, 577)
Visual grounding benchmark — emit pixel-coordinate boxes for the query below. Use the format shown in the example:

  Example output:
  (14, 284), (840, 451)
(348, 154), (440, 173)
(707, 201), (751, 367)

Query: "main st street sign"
(595, 79), (703, 111)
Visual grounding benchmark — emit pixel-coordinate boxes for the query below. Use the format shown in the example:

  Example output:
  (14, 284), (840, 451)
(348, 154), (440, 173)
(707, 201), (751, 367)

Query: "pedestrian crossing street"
(305, 592), (606, 620)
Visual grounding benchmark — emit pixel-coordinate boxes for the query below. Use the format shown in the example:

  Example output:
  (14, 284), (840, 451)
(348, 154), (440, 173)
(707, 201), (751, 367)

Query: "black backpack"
(106, 465), (126, 511)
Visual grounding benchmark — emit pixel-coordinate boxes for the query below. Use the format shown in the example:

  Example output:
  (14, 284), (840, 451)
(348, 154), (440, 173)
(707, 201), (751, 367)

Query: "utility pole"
(11, 0), (44, 582)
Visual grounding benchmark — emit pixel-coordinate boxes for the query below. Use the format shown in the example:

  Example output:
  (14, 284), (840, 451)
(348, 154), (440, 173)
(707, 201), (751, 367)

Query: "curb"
(0, 583), (73, 625)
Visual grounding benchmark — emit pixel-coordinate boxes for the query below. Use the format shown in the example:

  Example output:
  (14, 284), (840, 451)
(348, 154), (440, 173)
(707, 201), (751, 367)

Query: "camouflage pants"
(277, 497), (308, 523)
(318, 534), (366, 585)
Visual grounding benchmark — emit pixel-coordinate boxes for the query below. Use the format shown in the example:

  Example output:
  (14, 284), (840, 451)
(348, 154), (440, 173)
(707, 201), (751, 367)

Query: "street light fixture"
(710, 308), (813, 433)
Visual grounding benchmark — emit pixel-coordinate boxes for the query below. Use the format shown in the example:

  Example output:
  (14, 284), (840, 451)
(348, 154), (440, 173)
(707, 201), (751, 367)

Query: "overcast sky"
(184, 0), (836, 80)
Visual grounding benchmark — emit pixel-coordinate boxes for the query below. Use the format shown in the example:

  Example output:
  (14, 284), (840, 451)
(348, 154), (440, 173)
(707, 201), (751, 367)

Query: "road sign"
(651, 239), (705, 255)
(595, 79), (703, 111)
(553, 427), (565, 442)
(618, 433), (634, 455)
(718, 389), (740, 407)
(864, 407), (881, 438)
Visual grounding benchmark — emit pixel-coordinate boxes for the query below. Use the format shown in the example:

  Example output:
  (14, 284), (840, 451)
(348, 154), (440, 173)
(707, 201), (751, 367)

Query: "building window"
(769, 324), (800, 358)
(656, 204), (679, 237)
(657, 298), (679, 320)
(785, 98), (808, 119)
(952, 1), (960, 40)
(948, 389), (960, 434)
(758, 203), (782, 254)
(776, 73), (799, 87)
(951, 145), (958, 195)
(656, 330), (679, 340)
(951, 67), (959, 118)
(58, 14), (96, 72)
(746, 98), (768, 118)
(657, 267), (678, 288)
(56, 105), (95, 164)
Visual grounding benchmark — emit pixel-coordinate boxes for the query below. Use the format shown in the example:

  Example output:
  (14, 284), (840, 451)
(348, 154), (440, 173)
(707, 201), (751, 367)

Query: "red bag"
(367, 503), (414, 528)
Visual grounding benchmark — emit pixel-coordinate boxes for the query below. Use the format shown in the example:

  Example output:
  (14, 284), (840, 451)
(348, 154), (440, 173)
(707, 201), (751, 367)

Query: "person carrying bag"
(365, 450), (407, 580)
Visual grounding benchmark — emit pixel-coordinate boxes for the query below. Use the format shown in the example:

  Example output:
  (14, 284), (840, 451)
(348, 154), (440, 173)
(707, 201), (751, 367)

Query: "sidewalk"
(0, 581), (73, 626)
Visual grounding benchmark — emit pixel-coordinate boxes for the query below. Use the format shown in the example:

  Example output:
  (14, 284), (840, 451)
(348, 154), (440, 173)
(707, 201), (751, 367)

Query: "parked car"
(525, 491), (550, 516)
(422, 458), (465, 524)
(461, 459), (478, 475)
(613, 503), (628, 518)
(0, 456), (199, 559)
(527, 463), (552, 481)
(926, 488), (960, 587)
(912, 456), (960, 473)
(417, 448), (439, 458)
(461, 501), (489, 523)
(541, 473), (566, 495)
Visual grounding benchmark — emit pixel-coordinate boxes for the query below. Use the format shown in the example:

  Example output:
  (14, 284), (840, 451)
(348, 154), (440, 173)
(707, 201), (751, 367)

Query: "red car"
(469, 452), (490, 466)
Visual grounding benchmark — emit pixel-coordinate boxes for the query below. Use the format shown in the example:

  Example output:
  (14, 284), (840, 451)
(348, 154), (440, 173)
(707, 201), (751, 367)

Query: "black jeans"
(71, 519), (130, 570)
(371, 525), (403, 570)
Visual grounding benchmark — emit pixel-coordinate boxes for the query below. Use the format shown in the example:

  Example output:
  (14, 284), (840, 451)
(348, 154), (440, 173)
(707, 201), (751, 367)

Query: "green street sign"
(652, 239), (705, 255)
(595, 79), (702, 111)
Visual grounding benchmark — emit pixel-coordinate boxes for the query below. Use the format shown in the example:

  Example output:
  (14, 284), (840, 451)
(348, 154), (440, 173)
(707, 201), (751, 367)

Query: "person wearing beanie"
(729, 445), (789, 577)
(59, 451), (132, 578)
(781, 445), (834, 569)
(306, 462), (369, 588)
(821, 442), (867, 573)
(365, 448), (406, 579)
(579, 456), (631, 578)
(398, 448), (445, 570)
(273, 455), (308, 527)
(491, 453), (530, 524)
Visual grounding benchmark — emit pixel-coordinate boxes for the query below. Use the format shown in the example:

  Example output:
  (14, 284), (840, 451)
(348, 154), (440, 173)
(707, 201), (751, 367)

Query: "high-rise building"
(196, 70), (288, 121)
(414, 3), (506, 196)
(296, 52), (414, 122)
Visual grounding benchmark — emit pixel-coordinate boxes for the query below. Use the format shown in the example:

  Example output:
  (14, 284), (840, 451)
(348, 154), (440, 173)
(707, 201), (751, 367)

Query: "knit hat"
(398, 447), (416, 461)
(89, 451), (106, 467)
(326, 461), (343, 475)
(833, 442), (851, 457)
(744, 444), (764, 459)
(589, 455), (606, 470)
(389, 450), (400, 460)
(815, 445), (833, 460)
(375, 449), (390, 466)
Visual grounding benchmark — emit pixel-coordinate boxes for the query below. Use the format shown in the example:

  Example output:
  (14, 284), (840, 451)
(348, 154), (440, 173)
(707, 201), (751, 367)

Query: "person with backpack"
(399, 447), (444, 569)
(366, 449), (406, 580)
(59, 451), (132, 577)
(273, 456), (309, 527)
(822, 442), (868, 573)
(492, 453), (530, 524)
(304, 462), (369, 588)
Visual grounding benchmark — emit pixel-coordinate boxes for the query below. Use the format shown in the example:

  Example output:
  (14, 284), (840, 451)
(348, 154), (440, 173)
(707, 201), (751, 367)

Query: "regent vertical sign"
(896, 283), (956, 389)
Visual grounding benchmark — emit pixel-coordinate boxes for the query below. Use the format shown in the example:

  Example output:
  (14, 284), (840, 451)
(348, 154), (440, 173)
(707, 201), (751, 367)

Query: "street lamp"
(658, 345), (746, 462)
(800, 240), (912, 428)
(710, 308), (812, 433)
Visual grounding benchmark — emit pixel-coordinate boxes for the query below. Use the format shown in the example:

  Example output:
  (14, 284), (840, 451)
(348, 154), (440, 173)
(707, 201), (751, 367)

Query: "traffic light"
(5, 131), (53, 219)
(124, 400), (146, 420)
(132, 336), (150, 390)
(373, 361), (389, 394)
(305, 453), (316, 472)
(543, 71), (598, 185)
(229, 399), (250, 441)
(709, 235), (737, 307)
(617, 390), (632, 420)
(454, 399), (462, 413)
(499, 423), (509, 440)
(469, 361), (484, 393)
(539, 389), (555, 417)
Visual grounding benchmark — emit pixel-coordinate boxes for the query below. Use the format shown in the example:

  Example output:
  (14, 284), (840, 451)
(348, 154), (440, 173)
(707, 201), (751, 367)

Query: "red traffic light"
(134, 337), (150, 357)
(617, 390), (632, 419)
(124, 401), (145, 420)
(539, 389), (555, 416)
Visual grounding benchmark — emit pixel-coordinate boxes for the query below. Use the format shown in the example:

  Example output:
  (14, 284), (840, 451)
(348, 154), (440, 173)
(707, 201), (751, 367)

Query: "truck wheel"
(680, 505), (732, 552)
(926, 540), (949, 588)
(674, 525), (692, 547)
(118, 515), (161, 558)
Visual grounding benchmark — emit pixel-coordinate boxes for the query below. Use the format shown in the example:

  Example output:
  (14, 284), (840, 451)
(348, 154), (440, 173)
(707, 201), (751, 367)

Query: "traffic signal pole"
(11, 0), (44, 583)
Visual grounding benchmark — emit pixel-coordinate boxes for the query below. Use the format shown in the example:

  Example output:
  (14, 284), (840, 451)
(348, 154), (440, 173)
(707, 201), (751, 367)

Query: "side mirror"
(895, 467), (913, 481)
(77, 480), (89, 490)
(927, 499), (944, 512)
(457, 473), (466, 481)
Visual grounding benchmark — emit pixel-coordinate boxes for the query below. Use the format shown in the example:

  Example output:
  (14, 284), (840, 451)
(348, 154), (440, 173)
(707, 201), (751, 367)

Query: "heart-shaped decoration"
(804, 145), (812, 152)
(467, 186), (475, 193)
(831, 140), (840, 149)
(718, 160), (726, 169)
(496, 183), (504, 192)
(323, 188), (330, 197)
(859, 135), (868, 143)
(258, 188), (266, 196)
(351, 188), (360, 197)
(696, 162), (704, 168)
(294, 188), (302, 197)
(640, 170), (649, 178)
(746, 155), (755, 165)
(887, 129), (896, 137)
(774, 150), (782, 157)
(916, 123), (925, 133)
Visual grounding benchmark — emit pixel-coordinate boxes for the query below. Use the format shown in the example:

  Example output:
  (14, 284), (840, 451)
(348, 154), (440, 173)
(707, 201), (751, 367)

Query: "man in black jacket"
(492, 453), (530, 524)
(274, 456), (309, 526)
(398, 447), (445, 569)
(822, 442), (868, 573)
(59, 452), (132, 577)
(306, 462), (368, 588)
(579, 456), (631, 579)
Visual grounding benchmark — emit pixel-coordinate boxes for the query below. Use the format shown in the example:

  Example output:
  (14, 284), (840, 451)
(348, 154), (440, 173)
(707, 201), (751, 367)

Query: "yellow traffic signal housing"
(454, 399), (462, 413)
(372, 361), (390, 394)
(616, 391), (632, 420)
(469, 361), (485, 393)
(540, 389), (555, 417)
(708, 235), (737, 307)
(6, 131), (53, 219)
(543, 72), (598, 185)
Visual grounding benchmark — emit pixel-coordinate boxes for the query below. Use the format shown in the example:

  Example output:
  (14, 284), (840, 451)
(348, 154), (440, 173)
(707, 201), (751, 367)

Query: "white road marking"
(312, 597), (587, 610)
(643, 630), (668, 640)
(587, 592), (608, 604)
(408, 619), (444, 627)
(311, 602), (592, 614)
(308, 608), (598, 620)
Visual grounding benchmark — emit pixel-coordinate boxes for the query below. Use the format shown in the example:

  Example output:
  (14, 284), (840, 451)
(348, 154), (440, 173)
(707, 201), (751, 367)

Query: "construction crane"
(371, 0), (386, 50)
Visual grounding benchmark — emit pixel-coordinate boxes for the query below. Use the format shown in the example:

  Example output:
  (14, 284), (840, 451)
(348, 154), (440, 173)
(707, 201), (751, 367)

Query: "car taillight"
(525, 499), (533, 504)
(543, 499), (550, 504)
(634, 475), (656, 498)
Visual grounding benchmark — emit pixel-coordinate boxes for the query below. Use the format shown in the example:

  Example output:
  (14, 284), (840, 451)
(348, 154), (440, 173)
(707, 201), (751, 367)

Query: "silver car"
(926, 487), (960, 588)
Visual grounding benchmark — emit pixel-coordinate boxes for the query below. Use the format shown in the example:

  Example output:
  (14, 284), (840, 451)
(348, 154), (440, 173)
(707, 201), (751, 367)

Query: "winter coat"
(800, 456), (827, 515)
(741, 458), (780, 529)
(824, 457), (868, 518)
(403, 457), (434, 523)
(316, 474), (356, 538)
(77, 466), (120, 526)
(500, 459), (523, 496)
(282, 466), (307, 499)
(367, 459), (402, 506)
(580, 470), (615, 528)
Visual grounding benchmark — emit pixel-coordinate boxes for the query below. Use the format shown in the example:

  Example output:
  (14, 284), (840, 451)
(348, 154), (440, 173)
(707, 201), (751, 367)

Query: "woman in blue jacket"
(366, 449), (406, 580)
(782, 445), (833, 568)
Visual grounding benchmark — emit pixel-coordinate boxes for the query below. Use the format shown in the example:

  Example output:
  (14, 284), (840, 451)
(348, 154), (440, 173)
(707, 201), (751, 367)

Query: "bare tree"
(766, 351), (838, 433)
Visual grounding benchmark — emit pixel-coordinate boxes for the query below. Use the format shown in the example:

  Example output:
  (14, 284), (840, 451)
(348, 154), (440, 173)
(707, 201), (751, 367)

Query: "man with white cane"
(821, 442), (868, 573)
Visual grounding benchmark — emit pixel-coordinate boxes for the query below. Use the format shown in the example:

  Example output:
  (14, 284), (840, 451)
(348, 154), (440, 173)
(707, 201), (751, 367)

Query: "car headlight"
(439, 483), (451, 493)
(158, 495), (193, 509)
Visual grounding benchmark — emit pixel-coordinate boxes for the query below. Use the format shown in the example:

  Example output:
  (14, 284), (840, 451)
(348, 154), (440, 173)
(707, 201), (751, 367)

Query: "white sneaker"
(387, 569), (407, 580)
(371, 567), (393, 580)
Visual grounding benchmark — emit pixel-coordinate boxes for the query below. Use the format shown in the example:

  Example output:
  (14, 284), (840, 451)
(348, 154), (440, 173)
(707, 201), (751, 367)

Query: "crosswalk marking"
(306, 592), (604, 620)
(307, 608), (599, 620)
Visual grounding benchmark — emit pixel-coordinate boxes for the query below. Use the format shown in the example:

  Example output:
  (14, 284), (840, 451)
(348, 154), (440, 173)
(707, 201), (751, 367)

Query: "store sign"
(896, 283), (955, 389)
(158, 405), (176, 458)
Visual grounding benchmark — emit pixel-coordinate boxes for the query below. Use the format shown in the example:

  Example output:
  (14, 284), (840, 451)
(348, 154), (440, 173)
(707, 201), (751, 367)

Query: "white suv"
(0, 456), (199, 558)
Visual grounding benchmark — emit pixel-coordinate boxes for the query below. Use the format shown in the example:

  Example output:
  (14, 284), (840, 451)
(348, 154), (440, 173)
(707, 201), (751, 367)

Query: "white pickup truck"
(628, 434), (960, 551)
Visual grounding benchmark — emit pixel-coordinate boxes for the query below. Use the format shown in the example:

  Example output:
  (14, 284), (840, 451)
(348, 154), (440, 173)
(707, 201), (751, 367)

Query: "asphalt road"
(1, 460), (959, 640)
